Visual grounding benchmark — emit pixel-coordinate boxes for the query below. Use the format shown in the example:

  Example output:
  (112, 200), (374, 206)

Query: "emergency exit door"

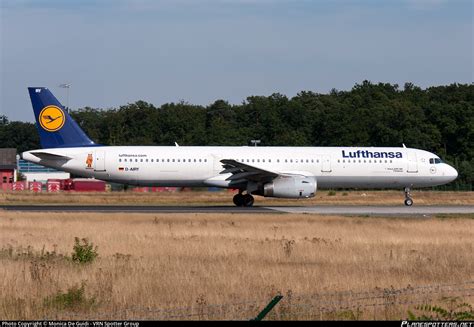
(94, 150), (106, 172)
(406, 150), (418, 173)
(321, 156), (331, 172)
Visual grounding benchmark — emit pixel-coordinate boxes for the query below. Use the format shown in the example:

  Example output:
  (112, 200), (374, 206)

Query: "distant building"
(18, 158), (70, 183)
(0, 148), (17, 191)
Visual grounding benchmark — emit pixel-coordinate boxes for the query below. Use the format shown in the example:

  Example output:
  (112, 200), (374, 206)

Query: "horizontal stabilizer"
(30, 152), (72, 161)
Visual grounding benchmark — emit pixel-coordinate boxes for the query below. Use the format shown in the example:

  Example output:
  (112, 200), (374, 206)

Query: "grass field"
(0, 210), (473, 320)
(1, 190), (473, 206)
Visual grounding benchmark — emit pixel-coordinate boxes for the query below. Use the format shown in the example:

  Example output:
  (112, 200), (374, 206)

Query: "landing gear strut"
(233, 192), (254, 207)
(404, 187), (413, 206)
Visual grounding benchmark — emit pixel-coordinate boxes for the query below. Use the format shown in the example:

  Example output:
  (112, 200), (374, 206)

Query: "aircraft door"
(212, 154), (223, 175)
(321, 155), (331, 172)
(94, 150), (106, 172)
(406, 150), (418, 173)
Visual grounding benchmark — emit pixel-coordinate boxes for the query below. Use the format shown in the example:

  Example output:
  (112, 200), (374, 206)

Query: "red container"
(28, 181), (42, 192)
(152, 187), (177, 192)
(61, 179), (74, 190)
(133, 187), (149, 192)
(72, 179), (106, 192)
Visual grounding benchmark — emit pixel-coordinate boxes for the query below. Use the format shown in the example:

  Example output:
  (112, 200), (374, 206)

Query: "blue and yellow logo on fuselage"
(39, 105), (65, 132)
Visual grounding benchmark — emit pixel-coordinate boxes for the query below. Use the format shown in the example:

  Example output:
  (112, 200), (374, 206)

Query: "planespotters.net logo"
(402, 322), (474, 327)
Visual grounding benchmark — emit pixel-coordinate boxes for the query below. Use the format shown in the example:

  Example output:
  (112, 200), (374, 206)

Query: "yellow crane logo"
(39, 105), (65, 132)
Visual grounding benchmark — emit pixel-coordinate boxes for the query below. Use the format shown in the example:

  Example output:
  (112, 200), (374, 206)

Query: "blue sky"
(1, 0), (472, 122)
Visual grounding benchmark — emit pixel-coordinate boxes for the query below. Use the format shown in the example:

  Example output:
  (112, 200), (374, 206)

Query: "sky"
(0, 0), (472, 122)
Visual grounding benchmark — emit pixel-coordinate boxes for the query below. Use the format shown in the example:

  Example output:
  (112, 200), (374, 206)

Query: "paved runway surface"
(1, 205), (473, 216)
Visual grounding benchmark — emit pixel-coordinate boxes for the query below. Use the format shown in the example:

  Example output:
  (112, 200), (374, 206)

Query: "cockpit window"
(430, 158), (443, 164)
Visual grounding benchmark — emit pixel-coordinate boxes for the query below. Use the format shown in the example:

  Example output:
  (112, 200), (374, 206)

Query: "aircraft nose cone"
(447, 165), (458, 182)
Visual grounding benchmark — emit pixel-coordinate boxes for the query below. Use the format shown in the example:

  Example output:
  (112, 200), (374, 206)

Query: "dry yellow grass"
(0, 211), (473, 320)
(1, 190), (473, 206)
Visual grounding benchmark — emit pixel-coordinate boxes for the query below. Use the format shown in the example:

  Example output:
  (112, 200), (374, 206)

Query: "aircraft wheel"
(243, 194), (254, 207)
(404, 198), (413, 206)
(233, 194), (244, 207)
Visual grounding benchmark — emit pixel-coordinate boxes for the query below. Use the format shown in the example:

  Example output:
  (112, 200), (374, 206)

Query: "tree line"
(1, 81), (472, 189)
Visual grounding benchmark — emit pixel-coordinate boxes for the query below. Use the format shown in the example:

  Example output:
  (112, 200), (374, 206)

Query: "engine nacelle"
(263, 176), (317, 198)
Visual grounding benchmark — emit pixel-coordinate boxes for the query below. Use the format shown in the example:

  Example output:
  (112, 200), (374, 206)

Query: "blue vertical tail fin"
(28, 87), (97, 148)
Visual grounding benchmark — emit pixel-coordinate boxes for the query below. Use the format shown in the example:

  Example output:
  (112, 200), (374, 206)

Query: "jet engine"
(261, 175), (317, 198)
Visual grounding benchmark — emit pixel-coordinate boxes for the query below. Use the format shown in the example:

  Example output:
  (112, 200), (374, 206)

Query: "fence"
(39, 280), (474, 320)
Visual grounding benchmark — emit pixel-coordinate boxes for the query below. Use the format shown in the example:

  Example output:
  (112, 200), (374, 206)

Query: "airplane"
(21, 87), (458, 207)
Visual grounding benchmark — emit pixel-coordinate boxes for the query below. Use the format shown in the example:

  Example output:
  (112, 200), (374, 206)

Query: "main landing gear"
(233, 192), (254, 207)
(404, 187), (413, 206)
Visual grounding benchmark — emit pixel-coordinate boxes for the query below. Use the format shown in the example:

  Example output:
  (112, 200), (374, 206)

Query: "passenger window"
(199, 159), (202, 162)
(429, 158), (434, 164)
(269, 159), (271, 163)
(277, 159), (280, 163)
(135, 159), (138, 162)
(119, 159), (122, 162)
(204, 159), (207, 162)
(146, 159), (148, 162)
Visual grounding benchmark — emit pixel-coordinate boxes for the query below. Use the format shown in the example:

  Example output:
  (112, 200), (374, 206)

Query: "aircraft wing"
(220, 159), (280, 186)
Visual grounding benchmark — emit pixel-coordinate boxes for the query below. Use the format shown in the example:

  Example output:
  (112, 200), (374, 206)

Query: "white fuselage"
(22, 146), (458, 189)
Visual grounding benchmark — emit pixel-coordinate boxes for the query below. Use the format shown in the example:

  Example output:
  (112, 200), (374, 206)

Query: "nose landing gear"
(233, 192), (255, 207)
(404, 187), (413, 206)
